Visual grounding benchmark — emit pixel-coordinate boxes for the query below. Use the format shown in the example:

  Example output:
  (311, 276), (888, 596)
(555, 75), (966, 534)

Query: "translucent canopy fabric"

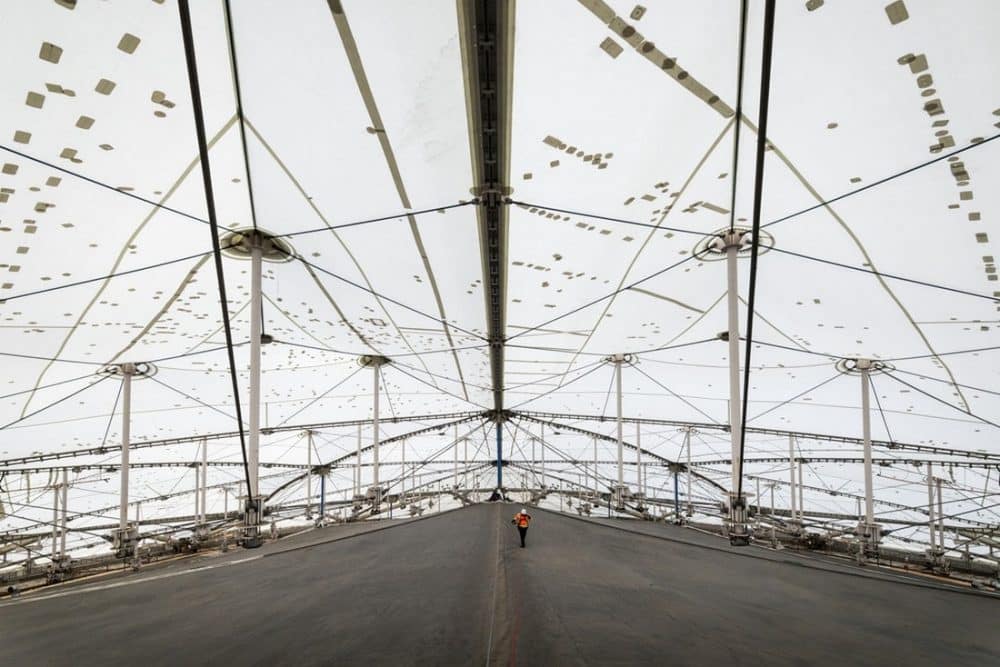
(1, 1), (998, 551)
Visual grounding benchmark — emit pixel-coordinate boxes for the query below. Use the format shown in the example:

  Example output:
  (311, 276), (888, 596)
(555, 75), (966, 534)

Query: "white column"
(540, 423), (546, 488)
(685, 428), (692, 513)
(372, 364), (380, 489)
(463, 437), (469, 489)
(614, 355), (624, 488)
(401, 438), (406, 497)
(725, 237), (743, 495)
(936, 477), (945, 551)
(306, 431), (313, 517)
(798, 460), (804, 520)
(635, 422), (642, 494)
(51, 479), (59, 560)
(926, 461), (936, 549)
(248, 239), (263, 500)
(194, 464), (200, 519)
(59, 469), (68, 558)
(356, 423), (362, 494)
(200, 437), (208, 525)
(755, 477), (760, 522)
(119, 365), (133, 532)
(593, 436), (599, 496)
(788, 434), (797, 520)
(453, 424), (459, 489)
(859, 360), (874, 525)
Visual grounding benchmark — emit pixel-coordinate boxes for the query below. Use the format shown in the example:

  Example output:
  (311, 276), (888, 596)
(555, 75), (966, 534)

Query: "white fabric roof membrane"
(0, 0), (998, 558)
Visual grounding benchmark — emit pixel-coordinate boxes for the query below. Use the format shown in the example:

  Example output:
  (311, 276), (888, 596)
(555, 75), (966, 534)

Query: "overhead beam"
(0, 411), (487, 467)
(514, 410), (1000, 462)
(458, 0), (515, 419)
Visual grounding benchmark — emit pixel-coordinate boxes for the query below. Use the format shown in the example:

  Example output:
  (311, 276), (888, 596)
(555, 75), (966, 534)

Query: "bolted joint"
(358, 354), (391, 368)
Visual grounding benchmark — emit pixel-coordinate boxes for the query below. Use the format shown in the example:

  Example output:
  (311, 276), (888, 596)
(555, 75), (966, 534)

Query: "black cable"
(736, 0), (776, 502)
(892, 368), (1000, 398)
(280, 251), (488, 342)
(598, 363), (617, 420)
(277, 201), (477, 239)
(177, 0), (253, 502)
(771, 246), (999, 303)
(101, 380), (124, 449)
(0, 145), (210, 227)
(619, 336), (720, 357)
(507, 361), (608, 410)
(630, 362), (722, 425)
(506, 253), (699, 342)
(882, 371), (1000, 430)
(727, 0), (749, 235)
(392, 357), (492, 392)
(0, 350), (103, 366)
(146, 374), (241, 424)
(752, 338), (1000, 364)
(746, 372), (842, 423)
(149, 341), (250, 364)
(0, 249), (214, 304)
(749, 339), (844, 359)
(274, 366), (365, 427)
(762, 132), (1000, 230)
(507, 200), (704, 238)
(377, 364), (398, 421)
(886, 345), (1000, 362)
(868, 375), (898, 447)
(221, 0), (260, 234)
(0, 371), (98, 401)
(0, 374), (111, 431)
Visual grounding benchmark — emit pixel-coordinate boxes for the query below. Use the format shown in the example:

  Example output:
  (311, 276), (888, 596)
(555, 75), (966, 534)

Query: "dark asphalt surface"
(509, 508), (1000, 666)
(1, 504), (997, 666)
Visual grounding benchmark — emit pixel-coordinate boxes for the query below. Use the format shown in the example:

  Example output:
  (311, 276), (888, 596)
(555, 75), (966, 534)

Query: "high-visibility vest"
(515, 513), (530, 528)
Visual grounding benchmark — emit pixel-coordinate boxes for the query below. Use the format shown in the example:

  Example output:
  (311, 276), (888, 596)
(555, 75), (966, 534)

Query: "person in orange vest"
(511, 508), (532, 548)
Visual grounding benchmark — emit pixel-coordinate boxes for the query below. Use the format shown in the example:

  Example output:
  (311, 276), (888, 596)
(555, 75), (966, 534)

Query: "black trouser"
(517, 526), (528, 547)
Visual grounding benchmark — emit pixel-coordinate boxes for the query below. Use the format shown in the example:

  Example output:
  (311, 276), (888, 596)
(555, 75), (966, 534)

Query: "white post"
(306, 431), (313, 518)
(936, 477), (944, 552)
(401, 438), (406, 498)
(59, 469), (68, 558)
(788, 434), (797, 520)
(463, 437), (468, 489)
(725, 237), (743, 495)
(755, 477), (760, 523)
(685, 428), (692, 514)
(926, 462), (936, 550)
(200, 437), (208, 525)
(593, 436), (599, 496)
(356, 423), (362, 495)
(798, 460), (804, 520)
(540, 423), (546, 488)
(51, 479), (59, 560)
(614, 355), (624, 488)
(859, 360), (874, 525)
(635, 422), (642, 495)
(453, 424), (459, 489)
(119, 364), (134, 532)
(194, 464), (200, 520)
(248, 239), (262, 501)
(372, 364), (380, 490)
